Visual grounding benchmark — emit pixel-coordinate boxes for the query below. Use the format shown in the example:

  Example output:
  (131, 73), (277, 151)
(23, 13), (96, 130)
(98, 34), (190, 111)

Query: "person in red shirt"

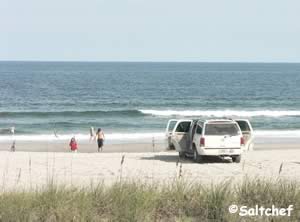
(69, 137), (78, 152)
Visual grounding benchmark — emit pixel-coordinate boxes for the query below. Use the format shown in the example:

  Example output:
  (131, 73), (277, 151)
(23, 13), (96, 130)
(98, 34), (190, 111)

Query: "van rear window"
(204, 123), (239, 136)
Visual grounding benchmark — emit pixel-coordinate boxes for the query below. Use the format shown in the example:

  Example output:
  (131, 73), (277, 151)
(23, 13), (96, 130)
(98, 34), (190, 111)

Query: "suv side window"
(175, 122), (191, 133)
(168, 121), (177, 132)
(196, 125), (202, 134)
(236, 121), (250, 131)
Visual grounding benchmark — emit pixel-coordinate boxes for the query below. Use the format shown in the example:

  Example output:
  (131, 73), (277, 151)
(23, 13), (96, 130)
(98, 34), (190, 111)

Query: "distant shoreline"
(0, 140), (299, 153)
(0, 132), (299, 145)
(1, 60), (300, 64)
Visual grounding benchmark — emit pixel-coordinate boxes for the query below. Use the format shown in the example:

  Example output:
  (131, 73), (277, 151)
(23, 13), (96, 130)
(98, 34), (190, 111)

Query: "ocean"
(1, 61), (300, 143)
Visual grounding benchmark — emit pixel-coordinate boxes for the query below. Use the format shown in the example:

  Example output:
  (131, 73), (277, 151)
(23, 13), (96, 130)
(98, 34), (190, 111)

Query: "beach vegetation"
(0, 179), (299, 221)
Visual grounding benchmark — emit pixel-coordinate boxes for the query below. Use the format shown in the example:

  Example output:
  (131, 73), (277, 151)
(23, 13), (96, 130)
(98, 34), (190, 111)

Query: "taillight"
(200, 137), (205, 146)
(240, 137), (245, 146)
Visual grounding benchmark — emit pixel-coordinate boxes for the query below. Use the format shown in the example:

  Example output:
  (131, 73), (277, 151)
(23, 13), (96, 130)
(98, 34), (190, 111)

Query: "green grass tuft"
(0, 179), (299, 221)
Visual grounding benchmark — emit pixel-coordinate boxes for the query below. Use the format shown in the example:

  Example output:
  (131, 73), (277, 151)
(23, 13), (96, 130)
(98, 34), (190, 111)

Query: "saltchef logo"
(228, 204), (294, 217)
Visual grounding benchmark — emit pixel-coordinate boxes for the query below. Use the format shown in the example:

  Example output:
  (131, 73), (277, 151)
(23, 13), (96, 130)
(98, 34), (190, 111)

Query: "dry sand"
(0, 142), (300, 191)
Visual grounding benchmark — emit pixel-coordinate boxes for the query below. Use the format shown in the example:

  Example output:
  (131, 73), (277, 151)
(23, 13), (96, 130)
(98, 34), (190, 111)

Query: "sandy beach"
(0, 141), (166, 153)
(1, 142), (300, 191)
(0, 138), (300, 153)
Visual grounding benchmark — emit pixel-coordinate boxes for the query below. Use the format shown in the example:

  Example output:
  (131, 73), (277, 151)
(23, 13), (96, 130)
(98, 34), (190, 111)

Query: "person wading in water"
(96, 128), (105, 152)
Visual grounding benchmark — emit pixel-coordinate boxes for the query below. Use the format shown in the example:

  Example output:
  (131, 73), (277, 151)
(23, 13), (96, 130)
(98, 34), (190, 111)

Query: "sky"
(0, 0), (300, 62)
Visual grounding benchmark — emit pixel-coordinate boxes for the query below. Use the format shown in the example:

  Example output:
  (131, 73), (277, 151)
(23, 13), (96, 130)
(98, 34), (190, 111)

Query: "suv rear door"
(165, 119), (178, 148)
(235, 119), (254, 151)
(171, 119), (193, 151)
(203, 122), (241, 148)
(166, 119), (178, 135)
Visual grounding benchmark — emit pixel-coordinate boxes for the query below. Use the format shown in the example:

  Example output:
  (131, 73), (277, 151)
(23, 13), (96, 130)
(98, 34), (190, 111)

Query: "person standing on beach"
(10, 126), (15, 135)
(10, 126), (15, 152)
(69, 137), (78, 152)
(89, 126), (95, 141)
(10, 141), (16, 152)
(96, 128), (105, 152)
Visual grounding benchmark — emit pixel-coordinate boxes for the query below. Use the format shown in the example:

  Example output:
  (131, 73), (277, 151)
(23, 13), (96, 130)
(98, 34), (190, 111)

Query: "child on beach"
(69, 137), (78, 152)
(96, 128), (105, 152)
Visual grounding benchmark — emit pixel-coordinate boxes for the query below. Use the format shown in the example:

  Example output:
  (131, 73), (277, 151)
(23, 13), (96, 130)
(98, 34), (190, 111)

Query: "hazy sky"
(1, 0), (300, 62)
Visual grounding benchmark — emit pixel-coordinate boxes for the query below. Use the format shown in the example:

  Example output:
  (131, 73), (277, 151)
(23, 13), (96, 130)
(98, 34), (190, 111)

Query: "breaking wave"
(1, 130), (300, 142)
(140, 110), (300, 117)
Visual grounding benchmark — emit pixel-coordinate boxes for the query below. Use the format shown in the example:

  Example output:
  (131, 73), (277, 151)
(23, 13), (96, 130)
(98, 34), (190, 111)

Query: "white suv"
(169, 119), (246, 163)
(192, 119), (244, 163)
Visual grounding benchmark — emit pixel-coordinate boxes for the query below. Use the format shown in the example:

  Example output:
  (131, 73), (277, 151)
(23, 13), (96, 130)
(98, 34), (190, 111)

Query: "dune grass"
(0, 179), (299, 222)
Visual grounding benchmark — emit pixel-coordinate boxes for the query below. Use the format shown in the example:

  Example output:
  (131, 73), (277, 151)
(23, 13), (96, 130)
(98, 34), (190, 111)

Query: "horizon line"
(0, 60), (300, 64)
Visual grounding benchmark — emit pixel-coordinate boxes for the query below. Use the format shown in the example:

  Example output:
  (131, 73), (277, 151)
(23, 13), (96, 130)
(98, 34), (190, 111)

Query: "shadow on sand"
(140, 154), (232, 164)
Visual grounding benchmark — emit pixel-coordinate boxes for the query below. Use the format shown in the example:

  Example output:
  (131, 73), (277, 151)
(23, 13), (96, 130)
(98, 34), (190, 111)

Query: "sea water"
(1, 62), (300, 143)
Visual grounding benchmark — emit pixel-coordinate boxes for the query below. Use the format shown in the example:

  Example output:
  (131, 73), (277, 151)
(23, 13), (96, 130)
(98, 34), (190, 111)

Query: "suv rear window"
(236, 121), (250, 131)
(204, 123), (239, 136)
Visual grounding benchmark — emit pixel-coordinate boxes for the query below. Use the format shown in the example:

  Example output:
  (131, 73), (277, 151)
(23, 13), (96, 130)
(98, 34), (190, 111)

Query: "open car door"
(171, 119), (193, 152)
(165, 119), (178, 149)
(235, 119), (254, 151)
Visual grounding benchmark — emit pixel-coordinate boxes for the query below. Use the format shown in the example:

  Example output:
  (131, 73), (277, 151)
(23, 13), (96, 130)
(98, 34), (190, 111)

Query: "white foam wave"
(140, 110), (300, 117)
(0, 130), (300, 142)
(254, 130), (300, 138)
(0, 132), (165, 142)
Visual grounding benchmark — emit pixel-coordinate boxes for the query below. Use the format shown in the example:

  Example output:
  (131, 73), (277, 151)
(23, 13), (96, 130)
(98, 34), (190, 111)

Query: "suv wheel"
(169, 144), (175, 150)
(179, 152), (185, 158)
(193, 147), (203, 163)
(232, 155), (241, 163)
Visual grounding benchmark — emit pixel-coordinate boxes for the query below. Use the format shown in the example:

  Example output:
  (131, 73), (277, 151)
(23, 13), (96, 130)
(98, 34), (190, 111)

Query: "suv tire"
(193, 146), (203, 163)
(232, 155), (241, 163)
(179, 152), (185, 158)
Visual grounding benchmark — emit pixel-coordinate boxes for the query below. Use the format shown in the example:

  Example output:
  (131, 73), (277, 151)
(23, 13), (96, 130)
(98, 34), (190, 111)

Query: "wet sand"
(0, 141), (166, 153)
(0, 140), (299, 153)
